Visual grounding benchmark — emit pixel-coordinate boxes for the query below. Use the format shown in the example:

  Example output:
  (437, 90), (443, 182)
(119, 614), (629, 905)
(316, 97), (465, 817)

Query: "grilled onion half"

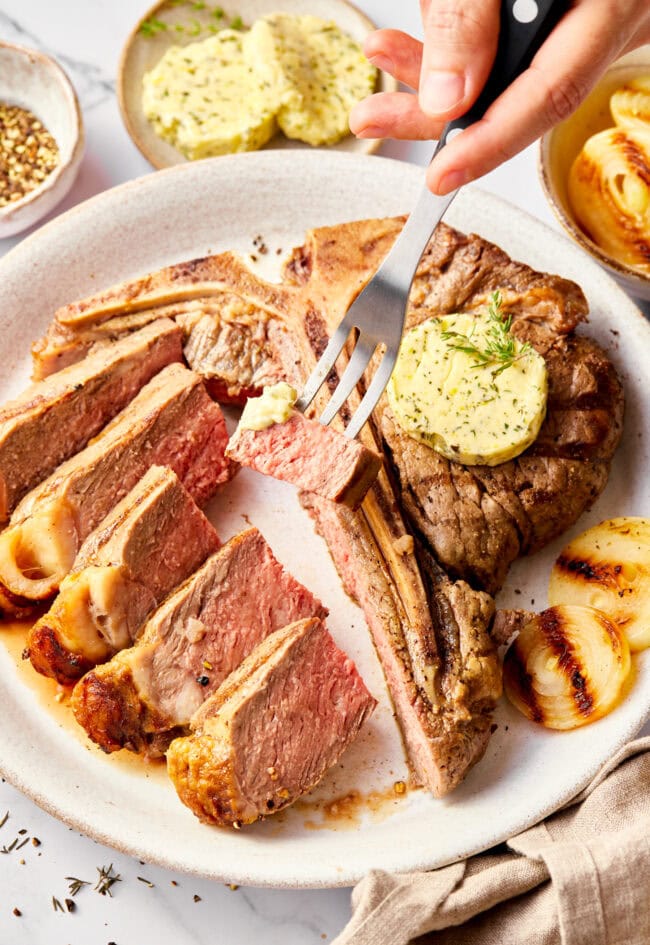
(503, 605), (631, 730)
(610, 76), (650, 132)
(568, 126), (650, 275)
(549, 517), (650, 651)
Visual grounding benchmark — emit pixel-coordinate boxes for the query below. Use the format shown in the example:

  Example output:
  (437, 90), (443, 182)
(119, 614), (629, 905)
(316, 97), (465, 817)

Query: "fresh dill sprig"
(441, 291), (533, 376)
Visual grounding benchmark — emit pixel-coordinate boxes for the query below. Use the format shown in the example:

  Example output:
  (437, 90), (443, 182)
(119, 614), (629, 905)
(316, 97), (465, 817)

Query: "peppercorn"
(0, 103), (59, 207)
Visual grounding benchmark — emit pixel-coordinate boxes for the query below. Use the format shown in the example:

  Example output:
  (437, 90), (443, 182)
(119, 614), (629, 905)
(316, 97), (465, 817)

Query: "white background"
(0, 2), (648, 943)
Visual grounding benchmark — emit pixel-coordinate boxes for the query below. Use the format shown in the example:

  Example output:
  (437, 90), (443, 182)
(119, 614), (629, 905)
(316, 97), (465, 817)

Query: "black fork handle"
(439, 0), (569, 146)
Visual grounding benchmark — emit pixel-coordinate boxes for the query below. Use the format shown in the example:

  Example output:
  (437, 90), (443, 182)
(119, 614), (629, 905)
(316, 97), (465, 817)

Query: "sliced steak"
(32, 216), (625, 796)
(28, 466), (221, 683)
(71, 527), (327, 756)
(167, 616), (376, 826)
(0, 364), (234, 612)
(0, 319), (182, 523)
(226, 409), (383, 508)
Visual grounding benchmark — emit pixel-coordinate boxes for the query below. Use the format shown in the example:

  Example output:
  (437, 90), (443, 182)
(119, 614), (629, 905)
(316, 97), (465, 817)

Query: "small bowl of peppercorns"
(0, 41), (84, 239)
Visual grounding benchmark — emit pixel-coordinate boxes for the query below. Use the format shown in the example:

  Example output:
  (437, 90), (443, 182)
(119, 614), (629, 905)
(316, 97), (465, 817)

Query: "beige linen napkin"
(334, 737), (650, 945)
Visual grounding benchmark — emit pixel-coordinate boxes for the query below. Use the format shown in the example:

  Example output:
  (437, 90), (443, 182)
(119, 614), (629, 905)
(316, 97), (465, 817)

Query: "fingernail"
(434, 169), (468, 195)
(353, 125), (384, 139)
(420, 70), (465, 115)
(367, 54), (395, 74)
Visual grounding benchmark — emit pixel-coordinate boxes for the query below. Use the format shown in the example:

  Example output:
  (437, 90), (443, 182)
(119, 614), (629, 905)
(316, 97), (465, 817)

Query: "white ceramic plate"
(0, 151), (648, 889)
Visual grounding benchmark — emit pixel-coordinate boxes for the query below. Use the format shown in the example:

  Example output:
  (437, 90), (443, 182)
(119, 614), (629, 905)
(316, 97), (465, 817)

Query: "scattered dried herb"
(137, 876), (155, 888)
(66, 876), (90, 897)
(0, 811), (9, 829)
(52, 896), (64, 913)
(95, 864), (122, 897)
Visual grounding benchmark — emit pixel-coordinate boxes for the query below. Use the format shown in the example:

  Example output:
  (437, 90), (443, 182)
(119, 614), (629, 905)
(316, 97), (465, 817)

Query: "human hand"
(349, 1), (650, 195)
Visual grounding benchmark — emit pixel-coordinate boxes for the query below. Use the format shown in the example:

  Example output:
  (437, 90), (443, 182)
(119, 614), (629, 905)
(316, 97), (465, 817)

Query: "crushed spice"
(0, 104), (59, 207)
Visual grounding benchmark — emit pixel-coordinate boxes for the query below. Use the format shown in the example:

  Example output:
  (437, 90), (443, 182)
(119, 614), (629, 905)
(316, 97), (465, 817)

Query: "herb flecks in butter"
(141, 13), (377, 157)
(247, 13), (377, 146)
(239, 382), (297, 431)
(142, 29), (277, 159)
(387, 295), (548, 467)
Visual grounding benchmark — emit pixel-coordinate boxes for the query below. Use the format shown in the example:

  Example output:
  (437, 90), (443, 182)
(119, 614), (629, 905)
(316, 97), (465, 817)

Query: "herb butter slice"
(239, 382), (297, 431)
(387, 299), (548, 466)
(142, 30), (277, 159)
(246, 13), (377, 146)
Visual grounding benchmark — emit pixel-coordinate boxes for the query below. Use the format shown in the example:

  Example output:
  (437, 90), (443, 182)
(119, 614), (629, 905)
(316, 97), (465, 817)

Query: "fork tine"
(344, 348), (399, 439)
(319, 335), (377, 426)
(294, 320), (351, 413)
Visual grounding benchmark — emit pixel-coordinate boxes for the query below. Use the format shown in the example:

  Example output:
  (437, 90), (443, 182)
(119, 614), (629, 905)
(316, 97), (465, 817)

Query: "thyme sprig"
(66, 876), (91, 897)
(441, 291), (533, 377)
(94, 863), (122, 897)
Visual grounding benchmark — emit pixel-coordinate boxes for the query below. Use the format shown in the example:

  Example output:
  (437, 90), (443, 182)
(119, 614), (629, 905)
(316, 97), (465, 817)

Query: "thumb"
(418, 0), (501, 119)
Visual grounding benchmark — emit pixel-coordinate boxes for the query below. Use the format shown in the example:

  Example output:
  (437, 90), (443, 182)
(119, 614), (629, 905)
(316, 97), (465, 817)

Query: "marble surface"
(0, 3), (648, 943)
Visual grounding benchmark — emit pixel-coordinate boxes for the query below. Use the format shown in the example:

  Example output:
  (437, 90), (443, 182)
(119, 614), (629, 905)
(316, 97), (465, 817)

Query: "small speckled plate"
(118, 0), (397, 168)
(0, 152), (648, 888)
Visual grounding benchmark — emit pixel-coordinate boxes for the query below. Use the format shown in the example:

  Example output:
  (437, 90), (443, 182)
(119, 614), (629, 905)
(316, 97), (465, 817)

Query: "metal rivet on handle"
(513, 0), (539, 23)
(445, 128), (463, 144)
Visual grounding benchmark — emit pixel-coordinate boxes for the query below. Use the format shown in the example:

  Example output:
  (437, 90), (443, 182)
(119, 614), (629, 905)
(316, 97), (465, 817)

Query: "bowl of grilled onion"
(539, 47), (650, 301)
